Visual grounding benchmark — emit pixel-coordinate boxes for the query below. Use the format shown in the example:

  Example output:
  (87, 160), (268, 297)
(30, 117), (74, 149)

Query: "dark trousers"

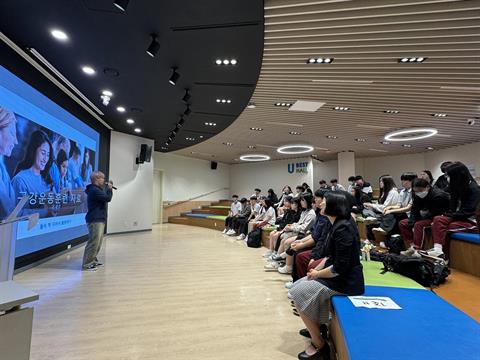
(237, 218), (249, 235)
(225, 216), (235, 229)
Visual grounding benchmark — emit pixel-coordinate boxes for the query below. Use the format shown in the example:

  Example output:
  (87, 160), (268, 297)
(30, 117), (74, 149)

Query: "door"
(152, 170), (163, 224)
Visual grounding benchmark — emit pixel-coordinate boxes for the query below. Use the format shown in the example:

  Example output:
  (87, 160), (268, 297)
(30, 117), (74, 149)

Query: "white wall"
(312, 159), (338, 187)
(153, 152), (230, 201)
(230, 157), (313, 197)
(107, 131), (154, 234)
(361, 153), (426, 185)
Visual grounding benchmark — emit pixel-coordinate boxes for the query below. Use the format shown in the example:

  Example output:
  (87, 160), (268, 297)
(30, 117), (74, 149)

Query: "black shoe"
(82, 264), (98, 272)
(320, 324), (329, 340)
(298, 343), (330, 360)
(95, 262), (104, 267)
(299, 328), (311, 338)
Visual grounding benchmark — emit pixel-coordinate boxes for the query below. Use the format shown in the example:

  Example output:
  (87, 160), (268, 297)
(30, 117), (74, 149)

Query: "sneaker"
(379, 241), (387, 249)
(94, 262), (104, 267)
(372, 227), (386, 234)
(273, 253), (286, 261)
(263, 250), (273, 258)
(278, 265), (292, 274)
(423, 248), (444, 258)
(400, 246), (416, 256)
(285, 281), (294, 289)
(299, 328), (311, 339)
(226, 229), (236, 236)
(264, 262), (280, 271)
(222, 228), (228, 234)
(82, 264), (97, 272)
(236, 234), (246, 240)
(365, 216), (378, 221)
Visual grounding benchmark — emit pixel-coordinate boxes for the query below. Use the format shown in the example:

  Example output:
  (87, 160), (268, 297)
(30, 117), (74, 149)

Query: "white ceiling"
(174, 0), (480, 164)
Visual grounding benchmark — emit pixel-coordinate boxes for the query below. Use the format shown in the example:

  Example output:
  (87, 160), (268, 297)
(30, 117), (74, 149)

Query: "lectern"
(0, 197), (39, 360)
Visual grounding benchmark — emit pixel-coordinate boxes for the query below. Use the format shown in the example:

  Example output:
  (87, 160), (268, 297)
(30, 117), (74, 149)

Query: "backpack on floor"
(382, 253), (449, 288)
(385, 234), (405, 254)
(247, 228), (262, 248)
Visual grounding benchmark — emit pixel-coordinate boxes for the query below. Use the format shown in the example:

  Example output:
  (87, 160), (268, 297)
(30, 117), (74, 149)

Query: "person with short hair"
(399, 178), (450, 257)
(223, 195), (242, 235)
(354, 175), (373, 199)
(231, 198), (251, 239)
(295, 185), (306, 194)
(318, 180), (329, 190)
(82, 171), (113, 271)
(289, 191), (364, 360)
(347, 176), (356, 193)
(330, 179), (345, 191)
(254, 188), (262, 198)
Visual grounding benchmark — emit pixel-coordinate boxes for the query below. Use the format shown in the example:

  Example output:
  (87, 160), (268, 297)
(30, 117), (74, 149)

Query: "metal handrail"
(163, 187), (229, 208)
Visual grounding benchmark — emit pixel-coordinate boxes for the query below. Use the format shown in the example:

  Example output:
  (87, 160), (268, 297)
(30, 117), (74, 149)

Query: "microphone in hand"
(106, 180), (118, 190)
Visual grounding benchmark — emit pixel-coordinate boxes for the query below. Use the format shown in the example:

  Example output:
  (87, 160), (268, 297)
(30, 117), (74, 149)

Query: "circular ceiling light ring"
(384, 128), (438, 142)
(239, 154), (271, 162)
(277, 144), (314, 154)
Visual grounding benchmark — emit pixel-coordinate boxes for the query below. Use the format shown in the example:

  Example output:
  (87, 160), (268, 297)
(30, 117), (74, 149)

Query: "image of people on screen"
(0, 107), (18, 219)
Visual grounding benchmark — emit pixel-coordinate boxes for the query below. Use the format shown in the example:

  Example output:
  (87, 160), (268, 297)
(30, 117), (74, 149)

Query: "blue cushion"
(185, 213), (210, 218)
(450, 232), (480, 245)
(332, 285), (480, 360)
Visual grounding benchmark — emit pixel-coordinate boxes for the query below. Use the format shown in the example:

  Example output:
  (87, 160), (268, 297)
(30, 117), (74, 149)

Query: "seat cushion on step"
(450, 232), (480, 245)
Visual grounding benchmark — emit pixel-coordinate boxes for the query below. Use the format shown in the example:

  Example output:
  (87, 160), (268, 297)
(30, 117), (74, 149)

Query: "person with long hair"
(275, 185), (293, 208)
(350, 186), (370, 215)
(289, 192), (364, 360)
(267, 188), (279, 204)
(419, 170), (434, 185)
(50, 135), (71, 192)
(56, 149), (71, 191)
(434, 161), (453, 191)
(0, 108), (18, 219)
(363, 176), (399, 217)
(428, 162), (480, 257)
(68, 143), (84, 189)
(81, 148), (93, 185)
(11, 130), (54, 199)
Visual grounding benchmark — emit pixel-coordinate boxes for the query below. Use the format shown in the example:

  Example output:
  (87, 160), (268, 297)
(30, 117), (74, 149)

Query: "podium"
(0, 197), (39, 360)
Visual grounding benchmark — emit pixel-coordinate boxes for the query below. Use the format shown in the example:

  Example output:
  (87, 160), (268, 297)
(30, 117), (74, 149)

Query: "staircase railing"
(163, 187), (230, 209)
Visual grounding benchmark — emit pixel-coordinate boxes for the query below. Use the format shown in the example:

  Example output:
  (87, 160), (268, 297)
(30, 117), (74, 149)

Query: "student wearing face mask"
(399, 178), (450, 257)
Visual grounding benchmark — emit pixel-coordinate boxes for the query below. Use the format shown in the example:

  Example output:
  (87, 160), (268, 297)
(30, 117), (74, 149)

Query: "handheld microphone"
(106, 181), (118, 190)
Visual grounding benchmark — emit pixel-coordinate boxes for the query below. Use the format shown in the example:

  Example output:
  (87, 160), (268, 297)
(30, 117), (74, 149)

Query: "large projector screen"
(0, 65), (100, 258)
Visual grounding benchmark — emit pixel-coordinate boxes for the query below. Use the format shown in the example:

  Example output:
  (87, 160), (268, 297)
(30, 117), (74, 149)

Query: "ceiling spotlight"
(169, 68), (180, 85)
(431, 113), (447, 117)
(223, 142), (233, 146)
(216, 99), (221, 103)
(221, 99), (226, 103)
(324, 58), (332, 63)
(205, 122), (217, 126)
(230, 59), (238, 65)
(398, 57), (427, 63)
(182, 89), (191, 103)
(400, 58), (409, 63)
(100, 95), (111, 106)
(146, 34), (160, 57)
(333, 106), (350, 111)
(223, 59), (230, 65)
(355, 138), (366, 142)
(316, 58), (324, 63)
(227, 100), (231, 103)
(426, 146), (434, 150)
(184, 105), (191, 116)
(289, 131), (302, 135)
(126, 118), (135, 124)
(82, 66), (96, 75)
(250, 127), (263, 131)
(247, 102), (256, 109)
(326, 135), (338, 139)
(102, 90), (113, 97)
(116, 106), (126, 112)
(248, 145), (256, 149)
(50, 29), (68, 41)
(380, 141), (391, 145)
(134, 128), (141, 133)
(306, 57), (334, 64)
(402, 144), (412, 148)
(308, 58), (316, 64)
(113, 0), (130, 11)
(215, 59), (222, 65)
(186, 137), (196, 141)
(384, 110), (400, 114)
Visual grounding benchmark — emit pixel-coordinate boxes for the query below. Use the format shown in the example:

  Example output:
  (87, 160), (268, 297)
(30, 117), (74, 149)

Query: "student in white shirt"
(222, 195), (242, 234)
(330, 178), (345, 191)
(347, 176), (356, 193)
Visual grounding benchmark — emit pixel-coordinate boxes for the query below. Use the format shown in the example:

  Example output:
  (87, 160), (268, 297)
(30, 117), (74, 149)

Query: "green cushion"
(362, 260), (425, 290)
(210, 206), (231, 209)
(207, 215), (227, 220)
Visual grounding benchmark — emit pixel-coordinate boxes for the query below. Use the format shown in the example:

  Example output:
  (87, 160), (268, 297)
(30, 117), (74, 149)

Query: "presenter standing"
(82, 171), (113, 271)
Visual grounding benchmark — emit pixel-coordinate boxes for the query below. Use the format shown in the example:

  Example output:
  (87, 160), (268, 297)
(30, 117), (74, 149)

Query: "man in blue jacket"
(82, 171), (113, 271)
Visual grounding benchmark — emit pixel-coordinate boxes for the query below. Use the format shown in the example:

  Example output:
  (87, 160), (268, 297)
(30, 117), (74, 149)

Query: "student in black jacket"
(82, 171), (113, 271)
(289, 192), (364, 360)
(434, 161), (453, 191)
(429, 162), (480, 257)
(399, 178), (450, 257)
(231, 198), (251, 239)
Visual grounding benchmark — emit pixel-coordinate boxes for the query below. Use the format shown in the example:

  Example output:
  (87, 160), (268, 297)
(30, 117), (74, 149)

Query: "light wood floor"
(15, 224), (306, 360)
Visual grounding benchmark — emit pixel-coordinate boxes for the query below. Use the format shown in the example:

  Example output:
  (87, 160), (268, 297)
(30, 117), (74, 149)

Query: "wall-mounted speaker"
(136, 144), (152, 164)
(211, 161), (218, 170)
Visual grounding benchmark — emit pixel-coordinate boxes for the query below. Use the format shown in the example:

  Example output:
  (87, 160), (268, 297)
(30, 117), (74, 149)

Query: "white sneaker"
(423, 248), (444, 258)
(278, 265), (292, 274)
(263, 250), (273, 258)
(226, 229), (236, 236)
(236, 234), (246, 240)
(285, 281), (294, 289)
(222, 228), (228, 234)
(400, 246), (416, 256)
(379, 242), (387, 249)
(365, 216), (377, 221)
(372, 227), (386, 234)
(264, 262), (280, 271)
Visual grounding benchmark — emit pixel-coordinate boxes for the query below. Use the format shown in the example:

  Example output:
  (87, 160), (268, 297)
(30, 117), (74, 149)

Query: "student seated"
(399, 178), (450, 257)
(295, 185), (306, 195)
(330, 178), (345, 191)
(222, 195), (242, 235)
(350, 186), (370, 215)
(267, 188), (279, 204)
(302, 182), (313, 195)
(370, 172), (416, 235)
(354, 175), (373, 199)
(265, 196), (300, 257)
(419, 170), (434, 185)
(289, 192), (364, 360)
(275, 185), (293, 208)
(230, 198), (251, 238)
(363, 176), (399, 219)
(254, 188), (262, 198)
(237, 195), (261, 239)
(434, 161), (452, 192)
(347, 176), (356, 193)
(264, 194), (316, 273)
(318, 180), (329, 190)
(245, 197), (276, 242)
(428, 162), (480, 257)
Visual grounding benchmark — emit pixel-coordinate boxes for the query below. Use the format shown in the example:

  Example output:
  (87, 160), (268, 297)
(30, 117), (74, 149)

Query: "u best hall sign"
(288, 161), (309, 174)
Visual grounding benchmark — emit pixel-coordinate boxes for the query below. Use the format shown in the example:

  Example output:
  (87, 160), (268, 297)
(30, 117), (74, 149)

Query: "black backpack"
(384, 234), (405, 254)
(247, 228), (262, 248)
(382, 253), (449, 288)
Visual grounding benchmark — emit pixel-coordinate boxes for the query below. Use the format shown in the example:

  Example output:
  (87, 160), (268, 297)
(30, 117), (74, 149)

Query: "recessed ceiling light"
(205, 122), (217, 126)
(306, 57), (334, 64)
(277, 144), (314, 155)
(126, 118), (135, 124)
(116, 106), (126, 112)
(215, 59), (222, 65)
(426, 146), (434, 150)
(380, 141), (391, 145)
(247, 102), (256, 109)
(102, 89), (113, 97)
(289, 131), (302, 135)
(333, 106), (350, 111)
(402, 144), (412, 148)
(186, 137), (196, 141)
(50, 29), (68, 41)
(230, 59), (238, 65)
(217, 99), (231, 104)
(431, 113), (447, 117)
(398, 57), (427, 63)
(384, 110), (399, 114)
(113, 0), (130, 11)
(355, 138), (366, 142)
(240, 154), (270, 162)
(134, 128), (141, 133)
(199, 135), (204, 139)
(250, 127), (263, 131)
(385, 128), (438, 142)
(169, 68), (180, 85)
(146, 34), (160, 57)
(248, 145), (256, 149)
(326, 135), (338, 139)
(82, 66), (96, 75)
(223, 142), (233, 146)
(223, 59), (230, 65)
(274, 102), (292, 107)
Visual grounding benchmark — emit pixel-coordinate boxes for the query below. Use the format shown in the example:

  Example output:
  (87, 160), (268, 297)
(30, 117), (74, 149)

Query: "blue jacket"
(85, 184), (113, 223)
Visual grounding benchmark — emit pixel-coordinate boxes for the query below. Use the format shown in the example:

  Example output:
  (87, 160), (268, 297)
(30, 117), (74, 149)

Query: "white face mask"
(416, 190), (429, 199)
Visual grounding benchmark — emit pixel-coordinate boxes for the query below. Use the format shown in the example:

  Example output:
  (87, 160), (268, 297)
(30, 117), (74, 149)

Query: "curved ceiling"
(0, 0), (264, 151)
(177, 0), (480, 163)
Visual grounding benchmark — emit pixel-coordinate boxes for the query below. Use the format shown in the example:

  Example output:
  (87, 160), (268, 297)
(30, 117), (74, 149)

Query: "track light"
(184, 105), (191, 116)
(113, 0), (129, 12)
(169, 68), (180, 85)
(146, 34), (160, 57)
(182, 89), (191, 103)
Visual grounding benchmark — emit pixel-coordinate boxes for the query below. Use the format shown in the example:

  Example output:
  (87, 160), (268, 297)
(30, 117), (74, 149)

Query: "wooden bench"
(448, 232), (480, 277)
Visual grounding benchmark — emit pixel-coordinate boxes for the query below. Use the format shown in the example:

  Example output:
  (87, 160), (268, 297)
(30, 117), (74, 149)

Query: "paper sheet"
(348, 296), (402, 310)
